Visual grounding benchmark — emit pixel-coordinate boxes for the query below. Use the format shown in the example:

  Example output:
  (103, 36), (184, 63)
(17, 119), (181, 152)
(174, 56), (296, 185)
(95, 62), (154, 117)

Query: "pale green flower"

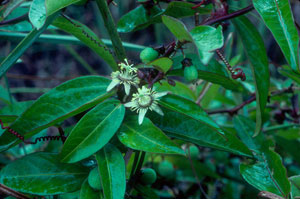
(124, 86), (168, 125)
(106, 59), (139, 95)
(119, 59), (137, 74)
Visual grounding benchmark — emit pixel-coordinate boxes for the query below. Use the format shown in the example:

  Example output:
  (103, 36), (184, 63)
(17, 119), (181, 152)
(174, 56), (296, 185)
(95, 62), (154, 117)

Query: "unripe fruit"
(88, 168), (102, 190)
(188, 145), (199, 159)
(158, 160), (174, 177)
(140, 168), (157, 185)
(140, 47), (159, 63)
(184, 65), (198, 82)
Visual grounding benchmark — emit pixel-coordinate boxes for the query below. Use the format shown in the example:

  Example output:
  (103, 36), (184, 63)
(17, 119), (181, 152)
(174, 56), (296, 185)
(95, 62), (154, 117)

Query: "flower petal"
(124, 101), (136, 108)
(138, 108), (147, 125)
(124, 83), (131, 95)
(106, 80), (119, 92)
(152, 104), (164, 116)
(154, 91), (168, 99)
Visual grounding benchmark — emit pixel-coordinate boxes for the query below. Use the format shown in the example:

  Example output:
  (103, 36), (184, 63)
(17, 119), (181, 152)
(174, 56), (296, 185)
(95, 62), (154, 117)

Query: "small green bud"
(88, 168), (102, 190)
(158, 160), (174, 177)
(140, 168), (157, 185)
(140, 47), (159, 63)
(184, 65), (198, 82)
(188, 145), (199, 159)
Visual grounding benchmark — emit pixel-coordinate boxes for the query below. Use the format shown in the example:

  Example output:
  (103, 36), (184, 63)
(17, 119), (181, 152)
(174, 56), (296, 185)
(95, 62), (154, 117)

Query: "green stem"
(65, 46), (98, 75)
(95, 0), (126, 62)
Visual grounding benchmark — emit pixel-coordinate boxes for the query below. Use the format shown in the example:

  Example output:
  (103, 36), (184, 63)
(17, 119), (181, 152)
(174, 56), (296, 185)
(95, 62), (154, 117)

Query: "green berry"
(88, 168), (102, 190)
(188, 145), (199, 159)
(140, 47), (159, 63)
(140, 168), (157, 185)
(184, 65), (198, 82)
(158, 160), (174, 177)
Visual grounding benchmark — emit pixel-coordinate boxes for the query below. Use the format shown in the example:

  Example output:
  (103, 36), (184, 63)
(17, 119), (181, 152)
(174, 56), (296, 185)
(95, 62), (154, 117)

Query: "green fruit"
(184, 65), (198, 82)
(188, 145), (199, 159)
(158, 160), (174, 177)
(140, 47), (159, 63)
(88, 168), (102, 190)
(140, 168), (157, 185)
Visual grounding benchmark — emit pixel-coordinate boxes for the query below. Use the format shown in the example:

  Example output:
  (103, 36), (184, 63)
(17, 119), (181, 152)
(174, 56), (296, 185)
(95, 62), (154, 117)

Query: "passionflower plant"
(124, 86), (168, 125)
(106, 59), (139, 95)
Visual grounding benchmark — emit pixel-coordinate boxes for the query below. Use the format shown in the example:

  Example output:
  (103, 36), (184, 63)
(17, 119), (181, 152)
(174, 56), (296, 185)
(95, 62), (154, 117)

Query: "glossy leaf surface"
(46, 0), (81, 16)
(240, 149), (290, 197)
(290, 175), (300, 198)
(80, 179), (101, 199)
(253, 0), (300, 72)
(162, 15), (193, 43)
(190, 25), (224, 64)
(29, 0), (46, 29)
(60, 100), (125, 163)
(95, 144), (126, 199)
(118, 116), (184, 155)
(117, 2), (211, 33)
(0, 76), (112, 152)
(150, 94), (252, 157)
(232, 16), (270, 135)
(0, 152), (88, 195)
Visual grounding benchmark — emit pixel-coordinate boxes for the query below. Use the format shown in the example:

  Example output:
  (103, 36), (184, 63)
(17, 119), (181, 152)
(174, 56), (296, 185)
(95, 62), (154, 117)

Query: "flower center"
(138, 95), (153, 108)
(118, 73), (133, 82)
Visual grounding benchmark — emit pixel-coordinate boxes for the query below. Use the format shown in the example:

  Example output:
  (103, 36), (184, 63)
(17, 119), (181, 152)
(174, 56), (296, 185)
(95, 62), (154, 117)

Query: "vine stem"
(0, 184), (30, 199)
(202, 4), (254, 25)
(95, 0), (126, 64)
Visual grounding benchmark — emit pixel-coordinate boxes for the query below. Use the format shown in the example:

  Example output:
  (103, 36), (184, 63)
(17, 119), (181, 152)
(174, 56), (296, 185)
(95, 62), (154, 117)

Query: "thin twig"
(0, 184), (30, 199)
(0, 13), (28, 26)
(207, 86), (295, 115)
(202, 4), (254, 25)
(196, 82), (212, 105)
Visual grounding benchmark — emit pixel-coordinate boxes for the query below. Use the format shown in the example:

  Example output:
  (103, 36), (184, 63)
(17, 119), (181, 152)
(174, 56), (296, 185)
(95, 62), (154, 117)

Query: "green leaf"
(0, 152), (88, 195)
(52, 16), (118, 71)
(46, 0), (81, 16)
(0, 13), (58, 78)
(190, 25), (224, 64)
(29, 0), (46, 29)
(253, 0), (300, 72)
(95, 144), (126, 199)
(118, 116), (184, 155)
(0, 76), (112, 152)
(0, 85), (14, 105)
(232, 16), (270, 136)
(233, 115), (266, 153)
(60, 100), (125, 163)
(279, 68), (300, 85)
(134, 184), (159, 199)
(240, 149), (290, 197)
(80, 179), (101, 199)
(169, 69), (244, 92)
(162, 15), (193, 43)
(0, 0), (25, 21)
(290, 175), (300, 199)
(154, 80), (197, 101)
(150, 94), (253, 157)
(117, 2), (211, 33)
(149, 57), (173, 73)
(0, 101), (34, 116)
